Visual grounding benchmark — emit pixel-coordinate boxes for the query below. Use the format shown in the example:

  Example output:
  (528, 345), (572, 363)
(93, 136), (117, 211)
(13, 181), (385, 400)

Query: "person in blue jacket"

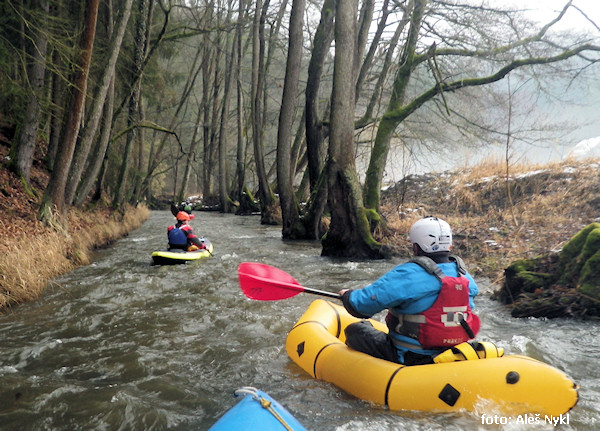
(338, 216), (480, 366)
(167, 211), (206, 251)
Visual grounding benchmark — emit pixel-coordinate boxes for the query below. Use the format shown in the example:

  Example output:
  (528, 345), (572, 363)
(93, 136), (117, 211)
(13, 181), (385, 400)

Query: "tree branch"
(415, 0), (574, 65)
(384, 43), (600, 123)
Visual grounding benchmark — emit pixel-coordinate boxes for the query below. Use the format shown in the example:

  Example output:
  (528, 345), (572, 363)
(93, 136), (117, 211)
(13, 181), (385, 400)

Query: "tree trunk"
(178, 106), (203, 205)
(354, 0), (374, 83)
(131, 94), (146, 202)
(45, 48), (66, 171)
(218, 19), (236, 213)
(234, 0), (256, 215)
(39, 0), (99, 225)
(208, 49), (222, 202)
(12, 0), (49, 187)
(251, 0), (278, 224)
(356, 9), (408, 127)
(131, 0), (154, 204)
(113, 0), (148, 210)
(321, 0), (386, 259)
(73, 1), (117, 207)
(202, 22), (216, 201)
(305, 0), (334, 192)
(277, 0), (305, 238)
(355, 0), (389, 100)
(300, 0), (335, 239)
(74, 76), (115, 207)
(140, 44), (203, 201)
(65, 0), (133, 206)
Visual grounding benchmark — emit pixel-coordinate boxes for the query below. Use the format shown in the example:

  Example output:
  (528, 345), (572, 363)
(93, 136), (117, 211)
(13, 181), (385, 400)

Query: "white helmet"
(408, 216), (452, 253)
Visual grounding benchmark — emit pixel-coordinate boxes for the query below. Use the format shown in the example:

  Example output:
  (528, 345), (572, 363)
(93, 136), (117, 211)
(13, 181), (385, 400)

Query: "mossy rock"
(513, 271), (554, 293)
(558, 222), (600, 289)
(495, 255), (558, 304)
(497, 223), (600, 318)
(576, 227), (600, 301)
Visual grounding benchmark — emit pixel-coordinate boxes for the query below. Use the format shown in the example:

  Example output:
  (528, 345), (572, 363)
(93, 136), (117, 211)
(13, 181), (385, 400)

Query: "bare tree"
(362, 0), (600, 217)
(39, 0), (100, 225)
(277, 0), (305, 238)
(217, 3), (237, 213)
(251, 0), (278, 224)
(176, 45), (206, 204)
(113, 0), (149, 210)
(64, 0), (134, 206)
(362, 0), (426, 214)
(232, 0), (259, 215)
(301, 0), (335, 239)
(11, 0), (49, 188)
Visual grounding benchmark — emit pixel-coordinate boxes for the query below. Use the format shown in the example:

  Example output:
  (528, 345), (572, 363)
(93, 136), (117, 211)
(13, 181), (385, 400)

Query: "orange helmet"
(176, 211), (191, 222)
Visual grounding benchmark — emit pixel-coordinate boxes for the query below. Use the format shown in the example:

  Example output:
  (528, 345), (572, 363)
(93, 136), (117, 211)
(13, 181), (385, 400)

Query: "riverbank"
(0, 202), (150, 310)
(377, 157), (600, 288)
(0, 145), (150, 310)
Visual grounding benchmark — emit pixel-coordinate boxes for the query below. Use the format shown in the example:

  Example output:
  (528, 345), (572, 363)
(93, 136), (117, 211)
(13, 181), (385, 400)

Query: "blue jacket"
(345, 260), (479, 362)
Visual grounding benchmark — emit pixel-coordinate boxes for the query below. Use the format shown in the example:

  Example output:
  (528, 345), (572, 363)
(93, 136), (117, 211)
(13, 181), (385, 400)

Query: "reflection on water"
(0, 211), (597, 430)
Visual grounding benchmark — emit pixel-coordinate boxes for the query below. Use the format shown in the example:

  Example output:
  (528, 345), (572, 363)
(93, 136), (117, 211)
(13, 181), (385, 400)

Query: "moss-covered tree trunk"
(321, 0), (387, 259)
(363, 0), (425, 213)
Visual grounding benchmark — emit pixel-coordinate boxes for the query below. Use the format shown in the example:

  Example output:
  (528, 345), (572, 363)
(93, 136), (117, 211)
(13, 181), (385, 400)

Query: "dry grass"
(0, 204), (150, 309)
(378, 156), (600, 285)
(0, 141), (151, 310)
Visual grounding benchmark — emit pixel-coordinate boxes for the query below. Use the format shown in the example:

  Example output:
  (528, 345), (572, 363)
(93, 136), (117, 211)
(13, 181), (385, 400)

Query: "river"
(0, 211), (598, 430)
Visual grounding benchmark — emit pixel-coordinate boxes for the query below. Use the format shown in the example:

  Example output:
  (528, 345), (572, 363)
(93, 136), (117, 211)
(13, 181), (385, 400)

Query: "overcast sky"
(499, 0), (600, 34)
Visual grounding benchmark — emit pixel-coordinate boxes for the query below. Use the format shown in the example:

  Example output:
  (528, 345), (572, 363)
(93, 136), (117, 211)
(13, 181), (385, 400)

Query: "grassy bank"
(0, 204), (150, 309)
(378, 157), (600, 286)
(1, 140), (151, 310)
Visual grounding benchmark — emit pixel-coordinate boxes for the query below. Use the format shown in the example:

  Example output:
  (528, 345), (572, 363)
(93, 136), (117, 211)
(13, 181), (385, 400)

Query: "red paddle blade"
(238, 262), (305, 300)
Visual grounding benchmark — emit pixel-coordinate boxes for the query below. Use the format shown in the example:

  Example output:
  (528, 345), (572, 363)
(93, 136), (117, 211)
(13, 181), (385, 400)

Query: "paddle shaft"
(300, 286), (341, 299)
(262, 277), (340, 299)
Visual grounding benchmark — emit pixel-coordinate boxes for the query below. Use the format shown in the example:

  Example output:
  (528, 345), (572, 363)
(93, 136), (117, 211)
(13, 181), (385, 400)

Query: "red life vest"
(390, 256), (480, 349)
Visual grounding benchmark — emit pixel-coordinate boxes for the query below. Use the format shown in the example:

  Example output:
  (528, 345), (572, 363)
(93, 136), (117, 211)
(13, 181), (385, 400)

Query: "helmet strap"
(412, 243), (422, 256)
(413, 243), (451, 263)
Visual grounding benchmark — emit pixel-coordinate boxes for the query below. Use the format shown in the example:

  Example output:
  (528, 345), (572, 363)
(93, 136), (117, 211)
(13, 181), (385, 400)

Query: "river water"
(0, 211), (598, 430)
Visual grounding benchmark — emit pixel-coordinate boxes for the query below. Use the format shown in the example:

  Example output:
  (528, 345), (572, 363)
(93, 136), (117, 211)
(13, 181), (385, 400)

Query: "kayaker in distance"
(167, 211), (206, 251)
(338, 216), (480, 365)
(179, 199), (193, 215)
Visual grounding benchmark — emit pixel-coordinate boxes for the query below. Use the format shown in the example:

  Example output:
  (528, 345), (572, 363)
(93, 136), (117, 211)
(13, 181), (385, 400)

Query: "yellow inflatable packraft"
(285, 299), (578, 415)
(151, 241), (213, 265)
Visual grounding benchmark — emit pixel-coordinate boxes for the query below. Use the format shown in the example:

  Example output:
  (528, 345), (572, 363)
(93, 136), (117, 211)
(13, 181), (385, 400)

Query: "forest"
(1, 0), (599, 259)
